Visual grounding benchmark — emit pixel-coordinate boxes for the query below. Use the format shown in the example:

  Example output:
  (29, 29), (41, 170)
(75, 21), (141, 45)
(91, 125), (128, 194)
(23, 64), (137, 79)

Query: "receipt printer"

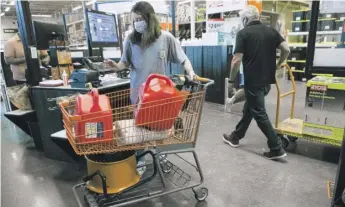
(70, 69), (99, 88)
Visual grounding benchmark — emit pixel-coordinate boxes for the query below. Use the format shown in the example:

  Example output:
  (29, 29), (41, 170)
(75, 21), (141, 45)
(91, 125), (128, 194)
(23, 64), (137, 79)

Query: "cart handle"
(173, 74), (214, 88)
(90, 88), (101, 112)
(275, 63), (297, 128)
(194, 76), (215, 88)
(144, 74), (174, 91)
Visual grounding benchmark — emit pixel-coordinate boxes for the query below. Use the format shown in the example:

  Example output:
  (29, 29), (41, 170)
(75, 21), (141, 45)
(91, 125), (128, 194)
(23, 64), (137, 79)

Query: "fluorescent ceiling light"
(32, 14), (52, 17)
(5, 7), (10, 12)
(72, 5), (82, 11)
(86, 0), (96, 6)
(1, 13), (5, 17)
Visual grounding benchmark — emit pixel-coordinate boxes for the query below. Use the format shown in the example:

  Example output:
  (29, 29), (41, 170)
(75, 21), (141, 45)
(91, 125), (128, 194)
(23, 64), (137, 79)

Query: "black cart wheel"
(288, 136), (298, 142)
(161, 163), (172, 173)
(84, 190), (98, 207)
(84, 195), (89, 207)
(280, 135), (290, 149)
(159, 155), (173, 173)
(194, 187), (208, 201)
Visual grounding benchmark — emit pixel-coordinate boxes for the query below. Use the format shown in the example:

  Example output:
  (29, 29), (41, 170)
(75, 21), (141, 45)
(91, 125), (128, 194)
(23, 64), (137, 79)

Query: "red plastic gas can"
(135, 74), (184, 130)
(75, 89), (113, 143)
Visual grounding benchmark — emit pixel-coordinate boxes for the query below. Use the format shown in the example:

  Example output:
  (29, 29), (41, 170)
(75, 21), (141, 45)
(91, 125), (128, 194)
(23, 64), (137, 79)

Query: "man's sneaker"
(222, 133), (239, 148)
(263, 149), (287, 160)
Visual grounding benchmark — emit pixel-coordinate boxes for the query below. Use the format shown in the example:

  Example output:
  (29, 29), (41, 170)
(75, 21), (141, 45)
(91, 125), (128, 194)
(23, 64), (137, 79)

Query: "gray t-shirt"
(121, 31), (187, 103)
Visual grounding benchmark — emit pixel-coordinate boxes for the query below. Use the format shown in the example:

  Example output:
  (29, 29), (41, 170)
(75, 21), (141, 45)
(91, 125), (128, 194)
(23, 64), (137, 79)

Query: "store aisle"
(1, 80), (339, 207)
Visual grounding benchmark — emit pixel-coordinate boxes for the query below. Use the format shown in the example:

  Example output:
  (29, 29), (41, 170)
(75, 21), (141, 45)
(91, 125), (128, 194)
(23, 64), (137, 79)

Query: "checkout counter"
(2, 48), (129, 162)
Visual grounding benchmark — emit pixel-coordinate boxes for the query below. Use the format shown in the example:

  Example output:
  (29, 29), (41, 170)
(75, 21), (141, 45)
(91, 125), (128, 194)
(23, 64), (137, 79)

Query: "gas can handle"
(144, 74), (173, 91)
(90, 88), (101, 111)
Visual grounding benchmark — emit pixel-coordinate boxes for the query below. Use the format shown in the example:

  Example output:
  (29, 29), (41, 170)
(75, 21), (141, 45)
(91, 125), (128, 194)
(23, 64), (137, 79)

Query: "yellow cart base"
(275, 118), (342, 148)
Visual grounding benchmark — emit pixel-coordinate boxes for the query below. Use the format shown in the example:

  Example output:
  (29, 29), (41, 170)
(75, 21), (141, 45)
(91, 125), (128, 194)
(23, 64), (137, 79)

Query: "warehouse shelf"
(289, 42), (338, 48)
(66, 19), (84, 27)
(288, 30), (342, 36)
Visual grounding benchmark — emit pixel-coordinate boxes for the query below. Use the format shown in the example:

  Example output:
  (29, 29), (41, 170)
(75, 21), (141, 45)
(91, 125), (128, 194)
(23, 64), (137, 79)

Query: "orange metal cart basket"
(60, 77), (214, 155)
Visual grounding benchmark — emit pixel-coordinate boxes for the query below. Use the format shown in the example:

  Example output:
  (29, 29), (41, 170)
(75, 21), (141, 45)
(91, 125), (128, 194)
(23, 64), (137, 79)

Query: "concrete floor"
(1, 79), (340, 207)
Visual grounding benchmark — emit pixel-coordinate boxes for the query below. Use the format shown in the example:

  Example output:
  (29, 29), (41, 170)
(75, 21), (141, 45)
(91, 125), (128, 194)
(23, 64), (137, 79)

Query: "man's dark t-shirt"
(234, 20), (285, 86)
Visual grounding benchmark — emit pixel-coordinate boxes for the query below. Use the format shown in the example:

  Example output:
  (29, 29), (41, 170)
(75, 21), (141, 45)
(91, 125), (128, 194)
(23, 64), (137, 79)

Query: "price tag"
(325, 25), (330, 30)
(292, 57), (297, 61)
(296, 17), (301, 21)
(291, 67), (296, 70)
(206, 21), (225, 33)
(295, 27), (300, 31)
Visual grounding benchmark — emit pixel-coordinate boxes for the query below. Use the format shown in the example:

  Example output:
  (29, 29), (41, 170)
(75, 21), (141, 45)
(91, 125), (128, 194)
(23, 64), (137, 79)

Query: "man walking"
(223, 5), (290, 160)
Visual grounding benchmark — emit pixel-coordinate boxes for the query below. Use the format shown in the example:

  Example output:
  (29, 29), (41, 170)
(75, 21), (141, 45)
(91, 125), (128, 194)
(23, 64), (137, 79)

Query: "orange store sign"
(247, 0), (262, 13)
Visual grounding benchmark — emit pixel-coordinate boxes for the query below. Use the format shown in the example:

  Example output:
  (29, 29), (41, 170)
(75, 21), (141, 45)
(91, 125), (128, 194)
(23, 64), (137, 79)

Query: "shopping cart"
(60, 75), (214, 207)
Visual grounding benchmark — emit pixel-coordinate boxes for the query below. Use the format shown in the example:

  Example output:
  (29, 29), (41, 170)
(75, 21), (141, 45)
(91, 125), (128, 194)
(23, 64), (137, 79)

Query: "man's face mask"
(134, 20), (147, 34)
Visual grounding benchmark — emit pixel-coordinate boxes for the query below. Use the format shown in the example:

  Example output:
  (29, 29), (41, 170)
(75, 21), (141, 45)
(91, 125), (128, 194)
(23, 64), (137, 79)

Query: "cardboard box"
(303, 76), (345, 140)
(51, 67), (60, 80)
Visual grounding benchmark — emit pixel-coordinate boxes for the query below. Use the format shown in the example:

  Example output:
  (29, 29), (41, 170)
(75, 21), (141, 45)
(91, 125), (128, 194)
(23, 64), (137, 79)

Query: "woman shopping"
(104, 1), (197, 104)
(104, 1), (198, 174)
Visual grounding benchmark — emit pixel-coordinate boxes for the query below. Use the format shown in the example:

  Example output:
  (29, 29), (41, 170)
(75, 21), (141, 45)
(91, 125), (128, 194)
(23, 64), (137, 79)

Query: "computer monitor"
(33, 21), (66, 50)
(85, 9), (119, 48)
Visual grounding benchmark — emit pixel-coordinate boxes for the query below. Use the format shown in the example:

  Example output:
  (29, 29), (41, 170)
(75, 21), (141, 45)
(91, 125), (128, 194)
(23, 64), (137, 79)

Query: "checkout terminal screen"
(87, 11), (118, 43)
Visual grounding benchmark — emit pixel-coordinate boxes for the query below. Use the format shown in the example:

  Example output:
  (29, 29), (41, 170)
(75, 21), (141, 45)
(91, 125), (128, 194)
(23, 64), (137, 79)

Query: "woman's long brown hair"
(128, 1), (161, 48)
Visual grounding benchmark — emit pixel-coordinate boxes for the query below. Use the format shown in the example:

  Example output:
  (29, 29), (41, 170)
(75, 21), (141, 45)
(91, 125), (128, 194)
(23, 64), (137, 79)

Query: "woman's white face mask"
(134, 20), (147, 33)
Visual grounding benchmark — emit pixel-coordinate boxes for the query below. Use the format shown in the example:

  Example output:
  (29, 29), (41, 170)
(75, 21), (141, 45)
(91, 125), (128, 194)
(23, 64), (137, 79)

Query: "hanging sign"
(320, 0), (345, 14)
(206, 0), (224, 14)
(207, 0), (246, 14)
(3, 28), (18, 33)
(247, 0), (262, 13)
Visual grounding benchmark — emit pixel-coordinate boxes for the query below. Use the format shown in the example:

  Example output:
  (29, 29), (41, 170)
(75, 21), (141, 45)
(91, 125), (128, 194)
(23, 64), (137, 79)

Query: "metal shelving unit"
(63, 13), (87, 50)
(289, 42), (338, 47)
(176, 1), (206, 40)
(287, 7), (344, 80)
(289, 30), (342, 36)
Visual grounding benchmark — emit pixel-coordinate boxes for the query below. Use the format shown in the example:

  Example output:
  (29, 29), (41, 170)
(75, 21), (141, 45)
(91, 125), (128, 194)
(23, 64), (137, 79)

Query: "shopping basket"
(60, 76), (214, 155)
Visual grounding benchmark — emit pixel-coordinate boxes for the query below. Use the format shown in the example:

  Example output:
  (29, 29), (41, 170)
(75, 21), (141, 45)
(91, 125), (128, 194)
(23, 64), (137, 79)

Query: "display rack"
(64, 13), (87, 50)
(287, 8), (344, 81)
(176, 1), (206, 40)
(48, 35), (73, 81)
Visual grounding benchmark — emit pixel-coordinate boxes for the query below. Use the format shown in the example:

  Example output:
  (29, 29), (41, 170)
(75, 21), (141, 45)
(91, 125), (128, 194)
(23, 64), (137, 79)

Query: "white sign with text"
(206, 20), (225, 33)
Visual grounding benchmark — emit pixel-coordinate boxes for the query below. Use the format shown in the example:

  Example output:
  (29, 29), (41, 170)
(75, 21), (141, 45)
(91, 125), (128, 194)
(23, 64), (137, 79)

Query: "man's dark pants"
(232, 84), (282, 151)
